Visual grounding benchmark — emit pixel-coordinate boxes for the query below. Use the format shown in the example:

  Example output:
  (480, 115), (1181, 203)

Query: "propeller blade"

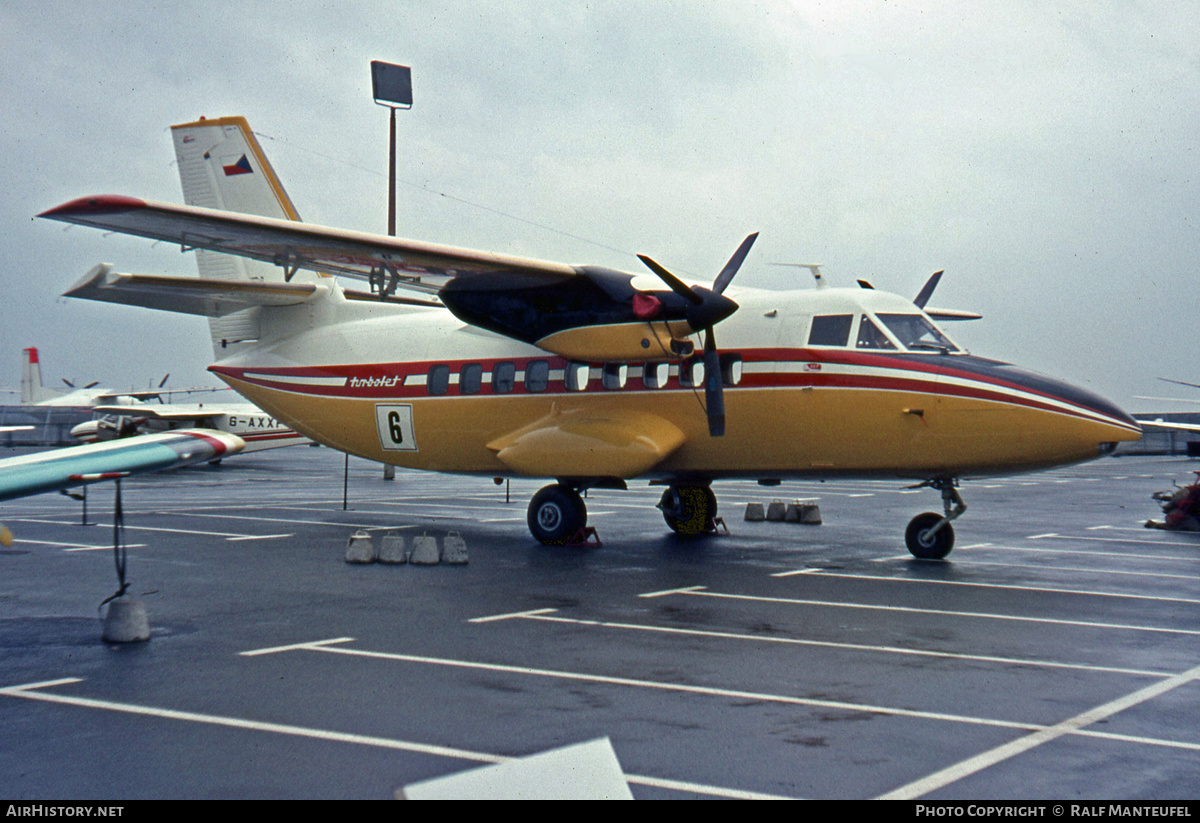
(158, 374), (170, 388)
(712, 232), (759, 295)
(637, 255), (703, 304)
(914, 270), (944, 308)
(62, 379), (75, 388)
(703, 329), (725, 437)
(84, 381), (100, 389)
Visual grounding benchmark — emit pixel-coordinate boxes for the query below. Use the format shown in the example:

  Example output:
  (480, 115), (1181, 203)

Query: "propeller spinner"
(637, 233), (758, 437)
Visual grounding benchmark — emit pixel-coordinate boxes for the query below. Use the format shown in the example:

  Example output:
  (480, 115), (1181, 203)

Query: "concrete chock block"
(441, 531), (468, 564)
(345, 529), (376, 564)
(784, 503), (822, 524)
(378, 531), (407, 564)
(766, 501), (788, 521)
(744, 503), (765, 521)
(102, 595), (150, 643)
(409, 533), (440, 565)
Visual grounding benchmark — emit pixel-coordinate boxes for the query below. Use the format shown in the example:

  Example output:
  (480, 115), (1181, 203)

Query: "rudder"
(171, 116), (303, 359)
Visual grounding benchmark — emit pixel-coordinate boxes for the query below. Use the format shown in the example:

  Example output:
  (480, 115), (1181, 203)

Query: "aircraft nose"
(934, 356), (1141, 469)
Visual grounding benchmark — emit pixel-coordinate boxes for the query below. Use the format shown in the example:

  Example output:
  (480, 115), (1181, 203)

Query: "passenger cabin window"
(427, 364), (450, 396)
(525, 360), (549, 393)
(565, 362), (590, 391)
(856, 316), (897, 350)
(720, 353), (744, 386)
(643, 362), (669, 389)
(602, 363), (627, 390)
(492, 362), (516, 393)
(459, 363), (482, 394)
(679, 357), (704, 388)
(808, 314), (853, 346)
(876, 313), (959, 353)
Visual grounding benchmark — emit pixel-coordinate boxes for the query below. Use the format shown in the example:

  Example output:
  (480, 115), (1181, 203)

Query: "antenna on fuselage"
(770, 263), (828, 289)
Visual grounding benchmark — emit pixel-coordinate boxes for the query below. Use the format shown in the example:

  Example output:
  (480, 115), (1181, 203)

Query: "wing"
(40, 196), (576, 295)
(90, 402), (225, 420)
(1136, 419), (1200, 433)
(0, 429), (244, 502)
(44, 197), (752, 362)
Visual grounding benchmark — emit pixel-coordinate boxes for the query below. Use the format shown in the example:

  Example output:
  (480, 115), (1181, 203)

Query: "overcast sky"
(2, 1), (1197, 413)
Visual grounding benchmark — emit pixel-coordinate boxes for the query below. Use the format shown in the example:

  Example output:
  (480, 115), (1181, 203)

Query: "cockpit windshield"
(876, 313), (959, 353)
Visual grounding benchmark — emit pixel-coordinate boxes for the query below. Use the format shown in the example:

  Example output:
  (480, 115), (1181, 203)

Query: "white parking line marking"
(266, 640), (1040, 732)
(496, 609), (1170, 678)
(878, 662), (1200, 799)
(11, 539), (148, 551)
(467, 608), (559, 624)
(637, 585), (708, 599)
(0, 676), (508, 764)
(239, 637), (356, 657)
(1032, 532), (1200, 550)
(661, 587), (1200, 637)
(0, 674), (794, 800)
(951, 542), (1200, 563)
(773, 569), (1200, 606)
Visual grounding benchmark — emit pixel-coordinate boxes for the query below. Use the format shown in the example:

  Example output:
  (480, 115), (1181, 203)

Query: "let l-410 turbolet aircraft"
(39, 116), (1141, 558)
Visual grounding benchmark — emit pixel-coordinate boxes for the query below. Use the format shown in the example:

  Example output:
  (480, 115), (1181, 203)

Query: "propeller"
(913, 270), (944, 309)
(637, 233), (758, 436)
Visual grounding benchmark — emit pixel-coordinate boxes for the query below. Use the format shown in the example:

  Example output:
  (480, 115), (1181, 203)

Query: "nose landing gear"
(905, 477), (966, 559)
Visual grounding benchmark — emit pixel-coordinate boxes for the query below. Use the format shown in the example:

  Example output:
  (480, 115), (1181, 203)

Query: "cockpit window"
(876, 313), (959, 353)
(808, 314), (853, 346)
(856, 315), (897, 350)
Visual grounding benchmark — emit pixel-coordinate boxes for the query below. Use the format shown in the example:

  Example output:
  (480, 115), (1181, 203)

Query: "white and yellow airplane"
(70, 394), (308, 453)
(38, 116), (1142, 558)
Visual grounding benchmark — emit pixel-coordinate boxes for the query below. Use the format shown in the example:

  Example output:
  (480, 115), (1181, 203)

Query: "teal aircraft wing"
(0, 429), (244, 502)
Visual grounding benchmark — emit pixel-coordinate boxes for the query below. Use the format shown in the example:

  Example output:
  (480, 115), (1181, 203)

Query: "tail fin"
(171, 116), (303, 359)
(20, 347), (63, 404)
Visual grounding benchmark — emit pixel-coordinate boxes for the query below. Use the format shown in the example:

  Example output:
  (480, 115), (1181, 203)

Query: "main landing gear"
(527, 483), (589, 545)
(526, 481), (722, 545)
(905, 477), (966, 560)
(657, 484), (719, 536)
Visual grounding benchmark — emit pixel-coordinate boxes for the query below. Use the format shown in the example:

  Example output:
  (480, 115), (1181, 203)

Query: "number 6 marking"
(375, 404), (417, 451)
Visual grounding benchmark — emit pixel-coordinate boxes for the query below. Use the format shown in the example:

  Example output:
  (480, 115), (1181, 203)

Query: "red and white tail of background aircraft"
(13, 345), (212, 407)
(38, 116), (1142, 558)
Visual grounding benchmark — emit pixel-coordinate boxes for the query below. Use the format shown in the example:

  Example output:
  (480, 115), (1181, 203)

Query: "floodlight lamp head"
(371, 61), (413, 109)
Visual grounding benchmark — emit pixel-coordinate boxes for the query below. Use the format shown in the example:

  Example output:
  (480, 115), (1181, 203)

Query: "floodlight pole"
(371, 60), (412, 483)
(388, 105), (397, 237)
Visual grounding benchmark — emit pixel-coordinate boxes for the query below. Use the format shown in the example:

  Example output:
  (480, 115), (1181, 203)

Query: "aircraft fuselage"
(209, 284), (1140, 484)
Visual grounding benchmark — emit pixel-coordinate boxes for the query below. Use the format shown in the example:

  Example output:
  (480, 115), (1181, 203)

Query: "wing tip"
(38, 195), (147, 219)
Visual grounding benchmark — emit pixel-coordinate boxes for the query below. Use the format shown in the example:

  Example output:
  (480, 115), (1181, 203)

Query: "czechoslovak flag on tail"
(222, 155), (253, 176)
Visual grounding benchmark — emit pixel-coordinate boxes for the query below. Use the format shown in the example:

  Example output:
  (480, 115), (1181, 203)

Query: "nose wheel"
(905, 478), (966, 559)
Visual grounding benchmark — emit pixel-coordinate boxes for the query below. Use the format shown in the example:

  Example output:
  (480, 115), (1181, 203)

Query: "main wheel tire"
(905, 511), (954, 559)
(528, 484), (587, 546)
(660, 485), (718, 536)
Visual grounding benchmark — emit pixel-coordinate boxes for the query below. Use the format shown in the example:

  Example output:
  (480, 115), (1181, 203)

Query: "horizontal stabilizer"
(63, 264), (329, 317)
